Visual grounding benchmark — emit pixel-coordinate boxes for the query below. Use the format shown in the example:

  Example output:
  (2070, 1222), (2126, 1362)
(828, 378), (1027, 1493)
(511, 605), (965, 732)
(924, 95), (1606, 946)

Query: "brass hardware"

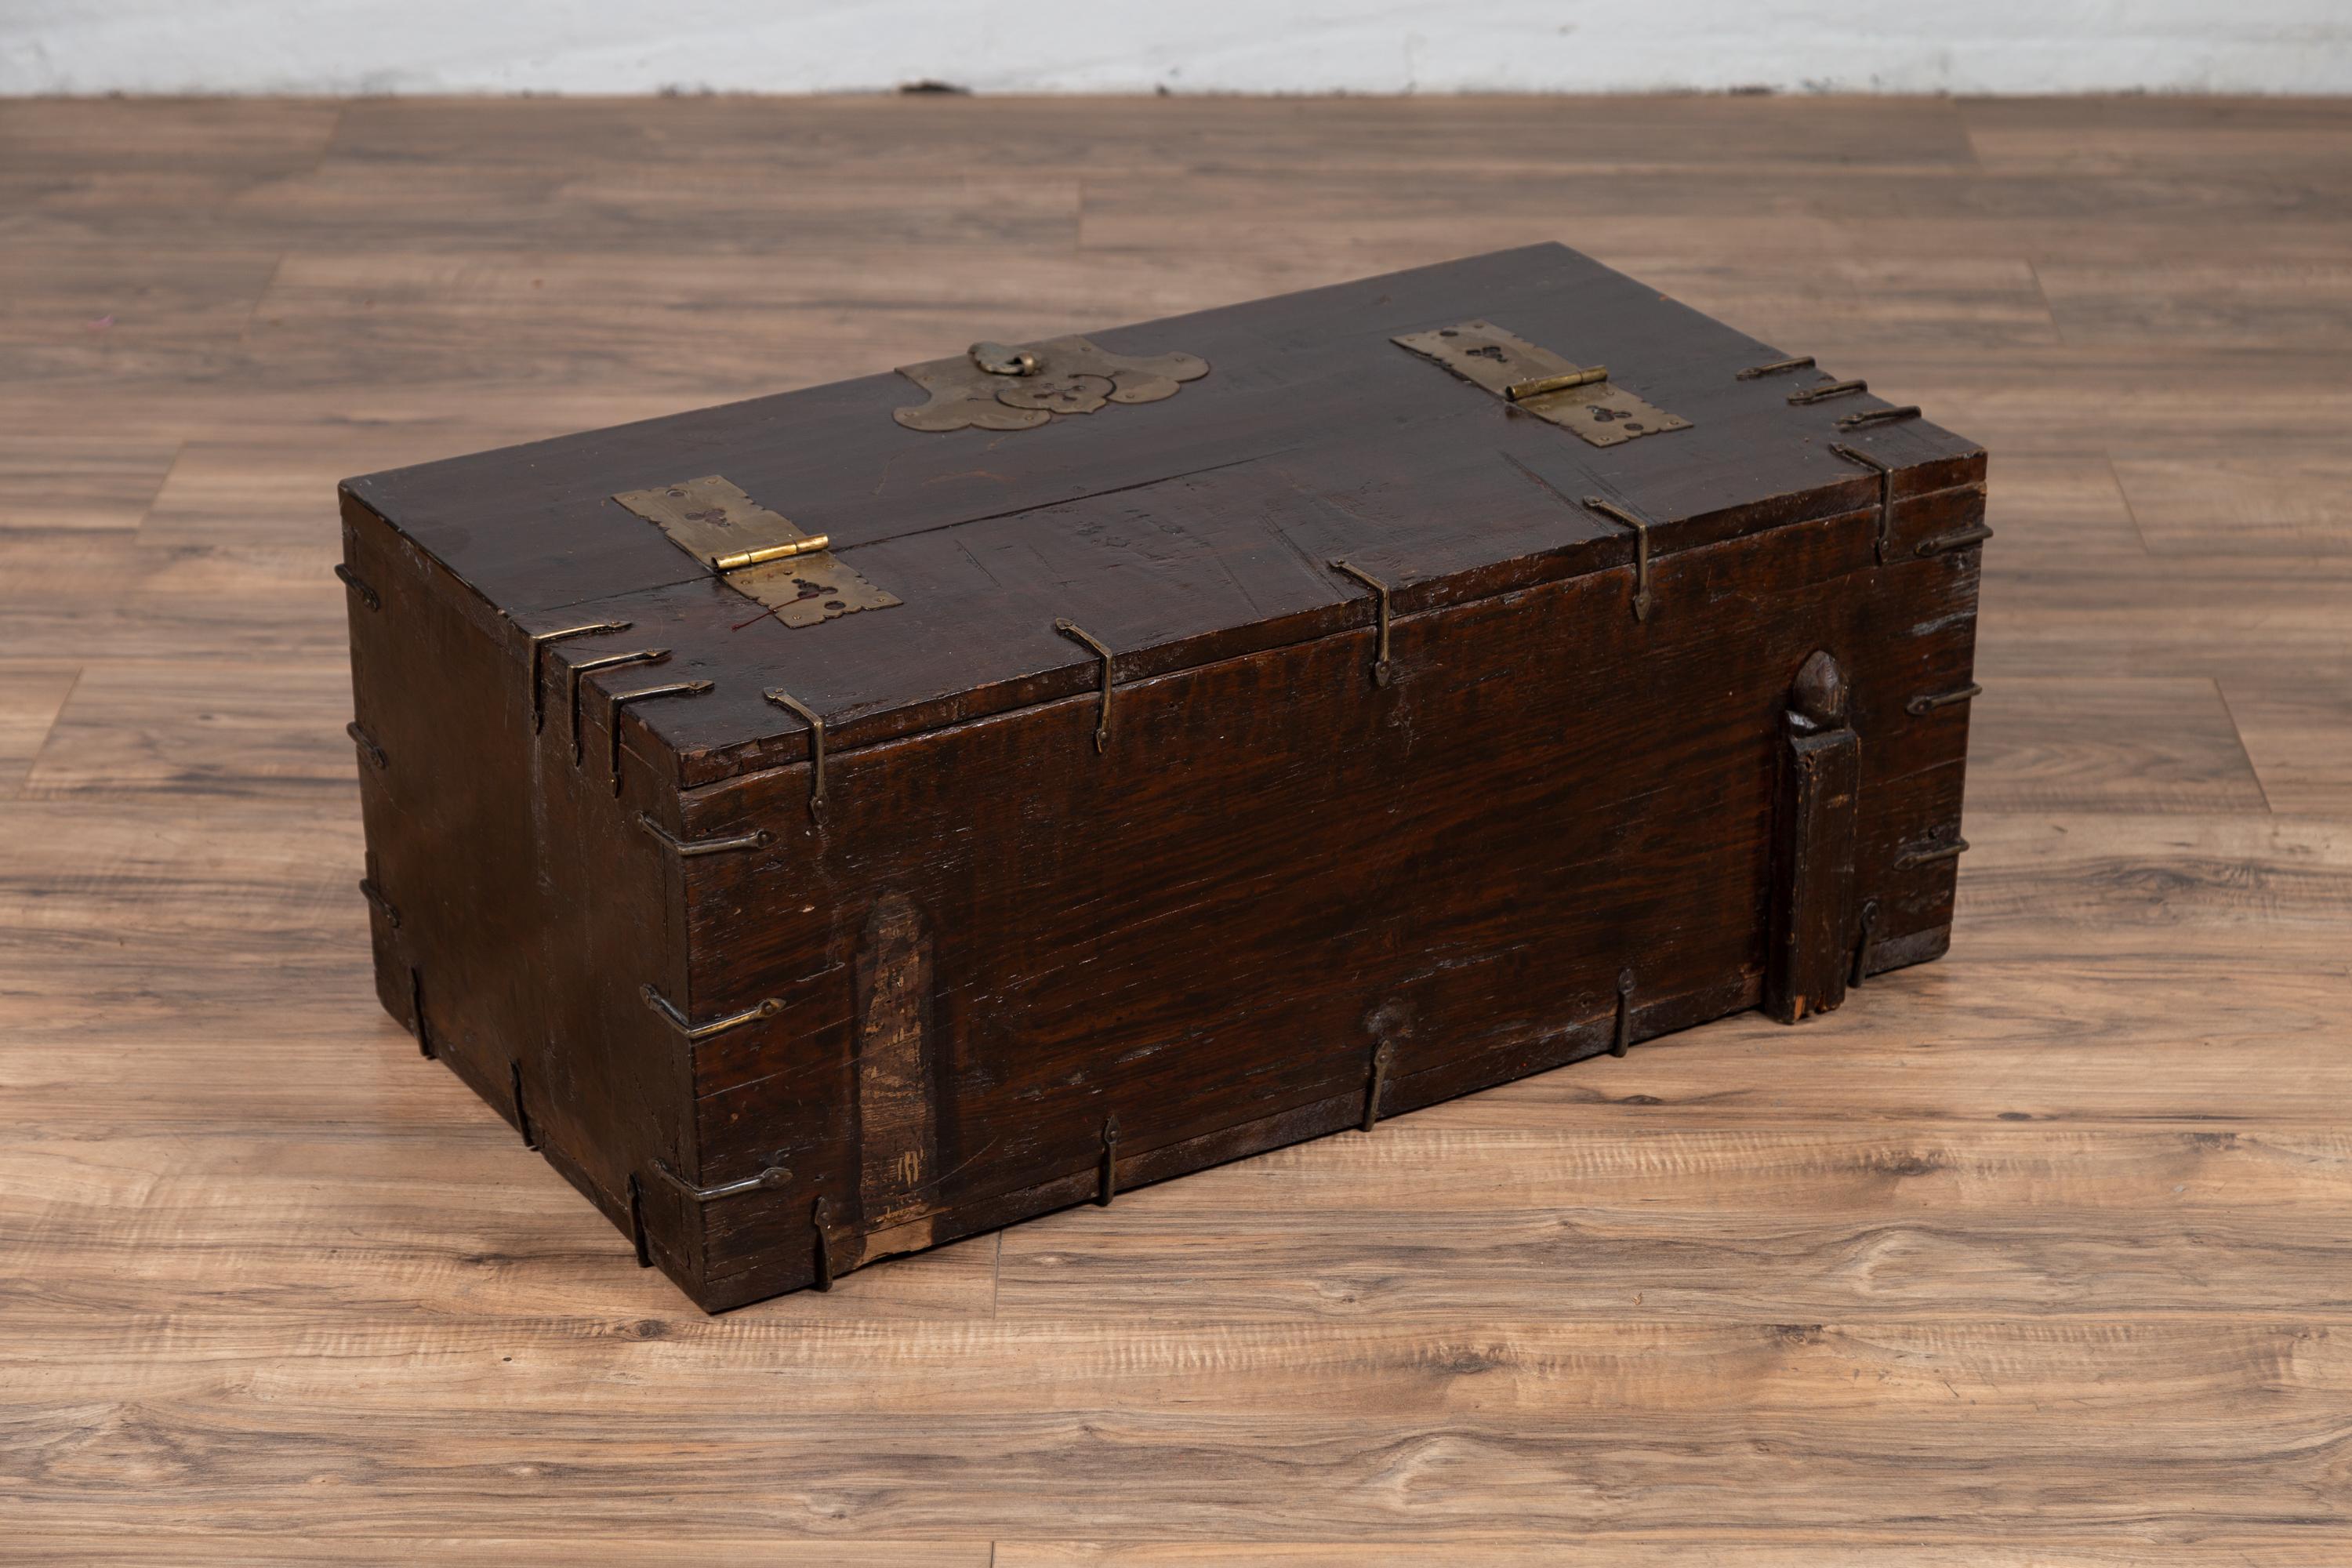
(1916, 524), (1994, 557)
(613, 475), (899, 629)
(1327, 560), (1394, 688)
(333, 562), (379, 611)
(1611, 969), (1635, 1057)
(1097, 1116), (1121, 1207)
(651, 1158), (793, 1203)
(1838, 405), (1921, 431)
(1507, 365), (1609, 401)
(526, 621), (632, 732)
(1789, 378), (1868, 405)
(762, 689), (828, 815)
(1850, 898), (1882, 989)
(712, 535), (831, 572)
(1830, 443), (1895, 565)
(811, 1196), (834, 1291)
(409, 967), (434, 1059)
(604, 680), (714, 794)
(969, 341), (1040, 376)
(1582, 497), (1655, 622)
(1739, 355), (1817, 380)
(637, 815), (772, 857)
(1895, 834), (1970, 869)
(893, 334), (1209, 433)
(627, 1174), (652, 1268)
(567, 649), (670, 762)
(639, 984), (783, 1041)
(1054, 620), (1116, 753)
(1361, 1040), (1396, 1133)
(346, 720), (387, 770)
(509, 1060), (535, 1150)
(1907, 682), (1984, 717)
(1392, 320), (1690, 448)
(358, 877), (401, 928)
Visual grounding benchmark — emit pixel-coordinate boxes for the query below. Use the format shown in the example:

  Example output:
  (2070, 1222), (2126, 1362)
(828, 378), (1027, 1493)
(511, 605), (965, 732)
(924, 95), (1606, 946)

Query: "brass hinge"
(1392, 320), (1691, 448)
(612, 474), (900, 630)
(892, 336), (1210, 434)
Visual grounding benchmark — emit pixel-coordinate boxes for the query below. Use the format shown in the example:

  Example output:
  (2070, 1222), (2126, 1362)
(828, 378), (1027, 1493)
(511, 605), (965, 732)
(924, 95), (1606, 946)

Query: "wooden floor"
(4, 93), (2350, 1565)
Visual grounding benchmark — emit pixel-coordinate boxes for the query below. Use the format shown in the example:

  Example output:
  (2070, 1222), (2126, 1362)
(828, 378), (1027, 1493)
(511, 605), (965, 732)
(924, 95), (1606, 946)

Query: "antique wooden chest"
(339, 244), (1987, 1312)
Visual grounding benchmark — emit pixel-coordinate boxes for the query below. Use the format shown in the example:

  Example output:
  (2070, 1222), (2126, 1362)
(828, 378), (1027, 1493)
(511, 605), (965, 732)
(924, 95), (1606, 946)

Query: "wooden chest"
(339, 244), (1987, 1312)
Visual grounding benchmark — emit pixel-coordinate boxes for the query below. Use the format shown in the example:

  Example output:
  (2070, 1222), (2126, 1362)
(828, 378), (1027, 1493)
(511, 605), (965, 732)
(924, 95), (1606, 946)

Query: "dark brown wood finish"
(342, 243), (1984, 1311)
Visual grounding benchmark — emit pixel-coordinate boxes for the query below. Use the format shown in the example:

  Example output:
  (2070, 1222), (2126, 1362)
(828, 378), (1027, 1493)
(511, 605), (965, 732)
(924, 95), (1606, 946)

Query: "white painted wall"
(4, 0), (2347, 96)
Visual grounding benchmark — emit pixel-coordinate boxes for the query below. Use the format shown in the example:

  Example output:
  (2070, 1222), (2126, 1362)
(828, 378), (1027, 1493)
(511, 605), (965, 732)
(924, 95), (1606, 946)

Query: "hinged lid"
(341, 244), (1983, 790)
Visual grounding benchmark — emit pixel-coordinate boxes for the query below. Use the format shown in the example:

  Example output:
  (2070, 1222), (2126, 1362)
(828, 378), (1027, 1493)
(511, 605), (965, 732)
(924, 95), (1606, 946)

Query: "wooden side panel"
(662, 489), (1984, 1311)
(339, 494), (696, 1276)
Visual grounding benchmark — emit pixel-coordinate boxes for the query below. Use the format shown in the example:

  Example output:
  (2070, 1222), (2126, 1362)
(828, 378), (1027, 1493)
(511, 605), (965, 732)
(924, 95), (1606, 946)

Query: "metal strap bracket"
(346, 720), (387, 771)
(1895, 834), (1971, 870)
(637, 815), (772, 857)
(1907, 682), (1984, 717)
(603, 680), (714, 793)
(1789, 378), (1868, 405)
(640, 984), (782, 1041)
(1830, 443), (1896, 565)
(1582, 497), (1655, 622)
(651, 1158), (793, 1203)
(1054, 620), (1116, 753)
(811, 1196), (835, 1291)
(1097, 1116), (1122, 1207)
(1838, 405), (1921, 431)
(358, 877), (401, 928)
(1327, 560), (1395, 688)
(524, 621), (633, 733)
(1738, 355), (1817, 380)
(333, 562), (380, 611)
(762, 689), (828, 815)
(1850, 898), (1882, 988)
(566, 649), (670, 761)
(1361, 1040), (1396, 1132)
(1917, 524), (1995, 557)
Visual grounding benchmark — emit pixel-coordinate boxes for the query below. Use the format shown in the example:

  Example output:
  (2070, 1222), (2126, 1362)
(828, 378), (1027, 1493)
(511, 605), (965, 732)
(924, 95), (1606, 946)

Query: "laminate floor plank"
(0, 661), (81, 798)
(2220, 681), (2352, 815)
(1964, 676), (2268, 812)
(0, 436), (180, 532)
(21, 657), (359, 798)
(3, 93), (2350, 1559)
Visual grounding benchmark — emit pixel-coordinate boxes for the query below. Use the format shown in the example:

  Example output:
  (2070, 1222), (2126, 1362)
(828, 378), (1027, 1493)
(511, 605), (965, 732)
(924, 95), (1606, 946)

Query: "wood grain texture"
(2, 93), (2348, 1560)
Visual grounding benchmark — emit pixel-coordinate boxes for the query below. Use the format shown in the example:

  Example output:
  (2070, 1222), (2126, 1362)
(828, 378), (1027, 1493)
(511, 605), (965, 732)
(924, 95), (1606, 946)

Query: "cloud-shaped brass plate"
(892, 336), (1209, 433)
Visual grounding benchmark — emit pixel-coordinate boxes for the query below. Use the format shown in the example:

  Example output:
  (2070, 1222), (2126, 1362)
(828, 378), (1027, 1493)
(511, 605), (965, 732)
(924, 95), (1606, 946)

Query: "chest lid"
(342, 243), (1981, 789)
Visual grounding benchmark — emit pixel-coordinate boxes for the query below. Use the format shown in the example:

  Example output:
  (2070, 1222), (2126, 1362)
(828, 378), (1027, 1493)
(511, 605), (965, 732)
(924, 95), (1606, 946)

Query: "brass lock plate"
(892, 335), (1210, 433)
(612, 475), (901, 629)
(1392, 320), (1690, 448)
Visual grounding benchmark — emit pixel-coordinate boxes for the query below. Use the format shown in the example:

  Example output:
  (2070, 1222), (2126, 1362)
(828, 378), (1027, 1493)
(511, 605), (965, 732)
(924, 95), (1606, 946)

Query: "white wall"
(4, 0), (2347, 96)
